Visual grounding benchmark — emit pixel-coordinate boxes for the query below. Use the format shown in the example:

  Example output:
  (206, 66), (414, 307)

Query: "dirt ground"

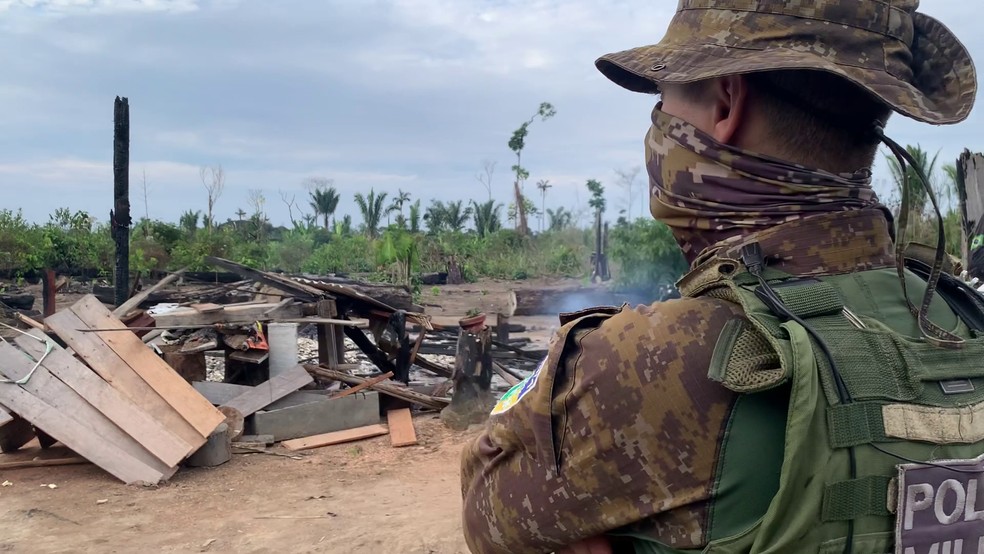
(1, 418), (481, 553)
(0, 276), (566, 553)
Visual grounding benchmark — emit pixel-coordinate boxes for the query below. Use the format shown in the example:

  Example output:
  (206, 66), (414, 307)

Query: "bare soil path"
(0, 417), (480, 554)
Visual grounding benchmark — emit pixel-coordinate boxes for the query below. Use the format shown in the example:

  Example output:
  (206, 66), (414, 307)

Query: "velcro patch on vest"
(883, 400), (984, 444)
(894, 453), (984, 554)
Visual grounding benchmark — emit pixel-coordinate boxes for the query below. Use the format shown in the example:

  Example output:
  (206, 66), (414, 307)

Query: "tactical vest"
(621, 244), (984, 554)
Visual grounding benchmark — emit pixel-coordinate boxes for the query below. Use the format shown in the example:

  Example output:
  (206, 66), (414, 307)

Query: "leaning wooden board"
(46, 295), (224, 442)
(386, 408), (418, 447)
(281, 424), (389, 451)
(220, 364), (314, 418)
(15, 336), (194, 465)
(0, 342), (167, 484)
(0, 405), (12, 427)
(44, 308), (206, 449)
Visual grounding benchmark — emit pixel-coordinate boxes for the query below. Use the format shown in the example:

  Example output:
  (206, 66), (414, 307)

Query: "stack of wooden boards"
(0, 295), (225, 485)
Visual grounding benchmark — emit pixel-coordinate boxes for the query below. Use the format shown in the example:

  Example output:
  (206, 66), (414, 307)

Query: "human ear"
(709, 74), (749, 144)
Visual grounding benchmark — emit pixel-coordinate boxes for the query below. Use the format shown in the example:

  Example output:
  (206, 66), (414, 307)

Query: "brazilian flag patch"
(490, 361), (543, 415)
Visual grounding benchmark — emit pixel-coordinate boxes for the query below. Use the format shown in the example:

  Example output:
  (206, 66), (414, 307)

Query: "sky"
(1, 0), (982, 229)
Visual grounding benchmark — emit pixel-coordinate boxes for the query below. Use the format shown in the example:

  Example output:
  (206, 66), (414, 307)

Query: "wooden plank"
(192, 381), (325, 409)
(220, 364), (314, 418)
(0, 342), (175, 477)
(331, 372), (393, 400)
(15, 336), (194, 465)
(261, 298), (293, 317)
(152, 302), (303, 327)
(281, 424), (389, 451)
(191, 303), (223, 313)
(280, 318), (369, 328)
(44, 307), (206, 449)
(386, 408), (418, 447)
(0, 343), (166, 485)
(0, 405), (12, 426)
(305, 365), (449, 410)
(14, 312), (46, 332)
(68, 295), (225, 438)
(0, 456), (89, 470)
(112, 268), (186, 318)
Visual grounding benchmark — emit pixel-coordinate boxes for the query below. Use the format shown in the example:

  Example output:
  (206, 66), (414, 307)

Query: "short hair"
(681, 70), (893, 173)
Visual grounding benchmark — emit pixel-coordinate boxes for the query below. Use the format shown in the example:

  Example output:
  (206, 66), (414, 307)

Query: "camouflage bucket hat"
(595, 0), (977, 124)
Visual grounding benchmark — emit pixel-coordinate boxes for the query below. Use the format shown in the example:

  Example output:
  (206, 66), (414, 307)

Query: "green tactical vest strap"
(821, 476), (892, 521)
(767, 279), (844, 320)
(826, 402), (891, 448)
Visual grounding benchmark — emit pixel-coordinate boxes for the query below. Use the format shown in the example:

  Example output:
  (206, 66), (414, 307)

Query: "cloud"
(0, 0), (980, 231)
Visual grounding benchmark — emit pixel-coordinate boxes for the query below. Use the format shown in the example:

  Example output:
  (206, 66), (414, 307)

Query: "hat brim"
(595, 10), (976, 125)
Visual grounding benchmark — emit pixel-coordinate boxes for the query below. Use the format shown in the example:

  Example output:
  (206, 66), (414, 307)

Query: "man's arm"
(460, 300), (742, 554)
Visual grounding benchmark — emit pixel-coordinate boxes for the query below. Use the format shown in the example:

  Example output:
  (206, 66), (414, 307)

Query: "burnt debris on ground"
(0, 257), (548, 484)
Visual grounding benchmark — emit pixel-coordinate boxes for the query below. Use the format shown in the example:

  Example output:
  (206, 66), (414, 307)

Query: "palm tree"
(179, 210), (201, 235)
(388, 189), (411, 219)
(547, 207), (573, 232)
(354, 189), (389, 238)
(409, 199), (422, 233)
(445, 200), (472, 232)
(472, 200), (502, 237)
(424, 200), (447, 235)
(309, 186), (341, 231)
(235, 208), (246, 222)
(886, 144), (939, 217)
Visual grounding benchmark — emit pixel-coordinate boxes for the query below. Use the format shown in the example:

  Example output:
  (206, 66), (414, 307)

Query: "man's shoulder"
(557, 296), (745, 346)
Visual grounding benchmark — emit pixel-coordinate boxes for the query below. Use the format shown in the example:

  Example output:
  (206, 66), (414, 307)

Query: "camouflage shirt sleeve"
(459, 298), (744, 554)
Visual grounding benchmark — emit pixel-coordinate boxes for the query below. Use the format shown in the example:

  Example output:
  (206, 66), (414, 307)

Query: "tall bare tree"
(614, 166), (642, 220)
(536, 179), (552, 232)
(476, 160), (496, 201)
(280, 189), (307, 228)
(200, 165), (225, 233)
(509, 102), (556, 236)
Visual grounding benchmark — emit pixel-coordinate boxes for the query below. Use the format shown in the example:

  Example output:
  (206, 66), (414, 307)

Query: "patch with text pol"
(895, 452), (984, 554)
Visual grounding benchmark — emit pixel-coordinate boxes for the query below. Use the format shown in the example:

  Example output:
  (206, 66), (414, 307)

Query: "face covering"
(645, 103), (890, 264)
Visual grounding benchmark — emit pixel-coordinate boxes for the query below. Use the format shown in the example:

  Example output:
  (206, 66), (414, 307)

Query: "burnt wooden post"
(41, 269), (57, 318)
(111, 97), (131, 307)
(440, 323), (493, 430)
(315, 299), (347, 371)
(495, 313), (510, 344)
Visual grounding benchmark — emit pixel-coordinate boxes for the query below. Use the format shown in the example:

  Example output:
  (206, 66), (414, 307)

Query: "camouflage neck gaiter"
(646, 103), (889, 264)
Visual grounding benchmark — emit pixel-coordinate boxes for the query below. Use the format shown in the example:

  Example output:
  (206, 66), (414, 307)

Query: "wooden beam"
(304, 365), (449, 410)
(151, 301), (303, 327)
(112, 268), (188, 318)
(0, 456), (89, 470)
(331, 371), (393, 400)
(281, 424), (389, 451)
(205, 256), (325, 301)
(112, 96), (130, 307)
(492, 361), (521, 386)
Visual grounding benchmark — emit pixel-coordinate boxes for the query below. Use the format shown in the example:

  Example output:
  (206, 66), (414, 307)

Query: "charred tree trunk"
(440, 325), (493, 430)
(112, 97), (131, 307)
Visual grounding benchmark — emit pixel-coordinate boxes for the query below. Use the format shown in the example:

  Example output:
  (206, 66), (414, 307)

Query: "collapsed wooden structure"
(0, 257), (545, 484)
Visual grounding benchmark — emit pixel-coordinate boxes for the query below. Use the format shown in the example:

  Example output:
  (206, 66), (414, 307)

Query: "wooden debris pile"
(0, 295), (225, 485)
(0, 255), (546, 481)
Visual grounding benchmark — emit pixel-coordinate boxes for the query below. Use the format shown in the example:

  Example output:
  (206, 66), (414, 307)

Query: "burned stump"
(440, 323), (494, 431)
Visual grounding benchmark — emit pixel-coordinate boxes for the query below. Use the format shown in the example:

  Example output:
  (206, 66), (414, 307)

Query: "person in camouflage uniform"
(460, 1), (978, 553)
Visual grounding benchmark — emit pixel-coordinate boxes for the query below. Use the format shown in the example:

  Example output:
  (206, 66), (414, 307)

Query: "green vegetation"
(0, 142), (963, 305)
